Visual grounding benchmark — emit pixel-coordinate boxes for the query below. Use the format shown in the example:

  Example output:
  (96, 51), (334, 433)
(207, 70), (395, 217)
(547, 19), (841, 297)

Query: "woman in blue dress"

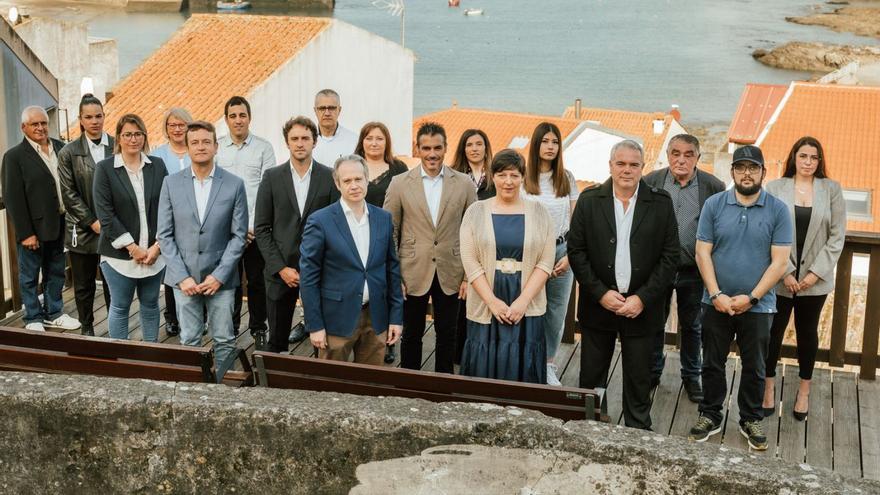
(459, 149), (556, 384)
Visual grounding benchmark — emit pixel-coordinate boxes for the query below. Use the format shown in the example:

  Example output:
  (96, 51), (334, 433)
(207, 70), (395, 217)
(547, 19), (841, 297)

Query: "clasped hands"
(126, 242), (160, 265)
(179, 275), (222, 296)
(783, 272), (818, 294)
(600, 290), (644, 318)
(711, 294), (753, 316)
(488, 296), (529, 325)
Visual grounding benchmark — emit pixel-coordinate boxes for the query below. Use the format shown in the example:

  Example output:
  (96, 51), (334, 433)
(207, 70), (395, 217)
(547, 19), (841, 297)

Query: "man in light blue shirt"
(216, 96), (275, 347)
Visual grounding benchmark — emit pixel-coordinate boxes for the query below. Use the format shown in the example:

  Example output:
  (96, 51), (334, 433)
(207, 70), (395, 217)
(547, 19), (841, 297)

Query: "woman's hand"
(127, 244), (148, 264)
(488, 297), (512, 325)
(799, 272), (819, 291)
(505, 297), (529, 325)
(142, 244), (161, 265)
(551, 255), (570, 278)
(784, 274), (800, 294)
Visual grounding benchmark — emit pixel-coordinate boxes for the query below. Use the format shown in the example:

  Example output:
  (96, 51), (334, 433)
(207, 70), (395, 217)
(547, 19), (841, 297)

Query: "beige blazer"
(765, 177), (846, 297)
(384, 165), (477, 296)
(459, 198), (556, 324)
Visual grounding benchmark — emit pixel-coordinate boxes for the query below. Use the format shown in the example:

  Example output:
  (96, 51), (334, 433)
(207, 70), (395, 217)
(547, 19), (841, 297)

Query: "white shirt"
(420, 165), (444, 226)
(341, 199), (371, 304)
(613, 184), (639, 293)
(216, 133), (276, 229)
(313, 124), (358, 167)
(103, 153), (165, 279)
(25, 135), (64, 214)
(193, 165), (215, 224)
(291, 161), (313, 216)
(523, 170), (580, 238)
(86, 133), (109, 165)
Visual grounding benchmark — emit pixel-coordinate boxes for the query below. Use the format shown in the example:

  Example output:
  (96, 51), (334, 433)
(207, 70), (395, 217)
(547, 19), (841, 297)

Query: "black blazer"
(1, 137), (66, 242)
(92, 155), (168, 260)
(567, 179), (679, 336)
(58, 134), (115, 253)
(254, 160), (339, 296)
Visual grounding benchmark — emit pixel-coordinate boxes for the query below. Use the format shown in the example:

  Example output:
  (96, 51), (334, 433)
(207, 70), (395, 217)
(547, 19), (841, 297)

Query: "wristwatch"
(749, 293), (760, 306)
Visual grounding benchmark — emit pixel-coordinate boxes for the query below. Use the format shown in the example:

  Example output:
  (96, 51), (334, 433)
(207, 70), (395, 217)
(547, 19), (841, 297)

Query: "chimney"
(652, 119), (664, 135)
(574, 98), (582, 118)
(669, 104), (681, 121)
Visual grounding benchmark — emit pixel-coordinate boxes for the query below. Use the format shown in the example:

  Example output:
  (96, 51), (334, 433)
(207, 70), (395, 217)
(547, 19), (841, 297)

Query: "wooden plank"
(805, 367), (833, 470)
(719, 358), (749, 449)
(778, 364), (807, 464)
(558, 341), (581, 388)
(417, 324), (438, 372)
(833, 370), (862, 479)
(861, 245), (880, 380)
(651, 354), (683, 436)
(605, 345), (624, 424)
(829, 246), (853, 367)
(763, 361), (783, 454)
(859, 377), (880, 480)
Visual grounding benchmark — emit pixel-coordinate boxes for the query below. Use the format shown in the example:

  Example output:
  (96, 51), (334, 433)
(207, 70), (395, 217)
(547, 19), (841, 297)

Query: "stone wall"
(0, 371), (876, 494)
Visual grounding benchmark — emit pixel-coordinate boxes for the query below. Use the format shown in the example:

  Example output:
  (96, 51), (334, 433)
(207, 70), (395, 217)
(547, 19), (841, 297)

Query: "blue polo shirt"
(696, 188), (792, 313)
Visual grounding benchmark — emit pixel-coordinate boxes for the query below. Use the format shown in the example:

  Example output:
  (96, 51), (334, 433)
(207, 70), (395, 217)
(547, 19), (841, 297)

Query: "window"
(842, 189), (872, 220)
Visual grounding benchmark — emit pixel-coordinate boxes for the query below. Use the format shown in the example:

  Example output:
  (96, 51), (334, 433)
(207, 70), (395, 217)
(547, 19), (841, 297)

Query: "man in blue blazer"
(157, 121), (248, 381)
(299, 155), (403, 365)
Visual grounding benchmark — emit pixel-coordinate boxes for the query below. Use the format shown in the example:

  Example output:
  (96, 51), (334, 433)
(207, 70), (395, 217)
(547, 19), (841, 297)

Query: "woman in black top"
(452, 129), (495, 200)
(354, 122), (408, 207)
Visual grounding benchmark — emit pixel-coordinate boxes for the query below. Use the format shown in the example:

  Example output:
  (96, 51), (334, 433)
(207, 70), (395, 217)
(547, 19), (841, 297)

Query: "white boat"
(464, 8), (483, 16)
(217, 0), (251, 10)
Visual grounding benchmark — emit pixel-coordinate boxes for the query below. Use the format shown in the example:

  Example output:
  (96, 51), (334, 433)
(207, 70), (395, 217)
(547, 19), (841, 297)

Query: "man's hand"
(551, 255), (570, 278)
(127, 243), (148, 264)
(279, 267), (299, 288)
(488, 297), (512, 325)
(90, 221), (101, 234)
(179, 277), (202, 296)
(729, 294), (752, 315)
(21, 235), (39, 251)
(783, 274), (800, 294)
(799, 272), (819, 292)
(506, 297), (529, 324)
(599, 290), (626, 312)
(246, 229), (255, 246)
(197, 275), (222, 296)
(310, 329), (328, 350)
(386, 324), (402, 345)
(615, 295), (644, 318)
(458, 280), (468, 300)
(142, 244), (161, 265)
(712, 294), (735, 315)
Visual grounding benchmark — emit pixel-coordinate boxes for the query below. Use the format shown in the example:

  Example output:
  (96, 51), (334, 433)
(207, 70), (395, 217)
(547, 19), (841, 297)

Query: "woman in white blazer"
(763, 137), (846, 421)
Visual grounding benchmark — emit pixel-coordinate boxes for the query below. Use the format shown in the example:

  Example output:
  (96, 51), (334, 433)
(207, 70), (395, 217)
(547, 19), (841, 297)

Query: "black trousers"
(67, 251), (110, 329)
(164, 284), (178, 327)
(401, 274), (459, 373)
(267, 284), (300, 353)
(766, 294), (826, 380)
(233, 242), (268, 333)
(580, 322), (654, 430)
(699, 305), (773, 425)
(454, 301), (467, 365)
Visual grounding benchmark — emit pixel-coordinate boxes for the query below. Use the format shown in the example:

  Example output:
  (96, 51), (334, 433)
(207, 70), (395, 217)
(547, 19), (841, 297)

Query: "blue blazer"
(299, 201), (404, 338)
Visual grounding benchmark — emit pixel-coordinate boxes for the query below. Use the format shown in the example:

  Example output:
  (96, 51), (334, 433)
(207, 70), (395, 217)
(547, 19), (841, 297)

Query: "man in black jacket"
(254, 116), (339, 353)
(1, 106), (81, 332)
(643, 134), (726, 402)
(568, 139), (679, 430)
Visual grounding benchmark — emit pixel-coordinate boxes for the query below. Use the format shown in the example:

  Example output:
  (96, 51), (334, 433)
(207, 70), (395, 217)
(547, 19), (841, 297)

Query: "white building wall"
(216, 20), (414, 163)
(563, 127), (630, 184)
(651, 119), (687, 170)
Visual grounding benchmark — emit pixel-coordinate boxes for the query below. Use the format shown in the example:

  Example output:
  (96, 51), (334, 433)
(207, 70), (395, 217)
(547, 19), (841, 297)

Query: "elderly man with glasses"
(312, 89), (358, 167)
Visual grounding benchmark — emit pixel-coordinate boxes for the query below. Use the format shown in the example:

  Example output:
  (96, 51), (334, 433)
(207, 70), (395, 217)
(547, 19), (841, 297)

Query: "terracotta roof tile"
(757, 82), (880, 233)
(99, 14), (330, 143)
(728, 83), (788, 145)
(562, 106), (677, 166)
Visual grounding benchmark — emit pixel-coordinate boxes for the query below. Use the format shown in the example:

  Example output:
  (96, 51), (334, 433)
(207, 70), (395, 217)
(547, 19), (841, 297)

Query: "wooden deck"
(2, 286), (878, 482)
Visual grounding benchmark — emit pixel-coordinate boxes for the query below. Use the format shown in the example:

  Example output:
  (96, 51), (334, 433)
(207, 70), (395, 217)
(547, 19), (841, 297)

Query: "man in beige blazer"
(384, 122), (477, 373)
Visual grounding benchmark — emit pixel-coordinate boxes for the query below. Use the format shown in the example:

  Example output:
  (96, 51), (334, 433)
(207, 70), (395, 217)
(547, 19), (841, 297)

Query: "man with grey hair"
(299, 154), (403, 365)
(643, 134), (726, 402)
(312, 89), (358, 167)
(2, 106), (81, 331)
(568, 139), (679, 430)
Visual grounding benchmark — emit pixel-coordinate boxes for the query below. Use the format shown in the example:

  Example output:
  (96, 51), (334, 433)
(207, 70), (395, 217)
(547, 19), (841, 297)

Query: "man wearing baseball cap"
(687, 145), (792, 450)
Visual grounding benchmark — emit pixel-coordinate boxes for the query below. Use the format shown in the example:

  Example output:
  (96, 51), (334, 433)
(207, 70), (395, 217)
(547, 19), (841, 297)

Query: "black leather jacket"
(58, 134), (114, 253)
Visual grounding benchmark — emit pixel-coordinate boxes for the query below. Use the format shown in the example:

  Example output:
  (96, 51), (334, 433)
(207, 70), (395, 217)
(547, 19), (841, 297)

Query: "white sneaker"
(43, 314), (81, 330)
(24, 322), (46, 331)
(546, 363), (562, 386)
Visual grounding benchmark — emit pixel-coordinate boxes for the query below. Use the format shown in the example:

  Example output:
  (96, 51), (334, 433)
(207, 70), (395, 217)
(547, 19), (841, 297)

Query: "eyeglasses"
(26, 121), (48, 128)
(121, 131), (145, 141)
(315, 106), (339, 113)
(166, 123), (187, 130)
(732, 163), (762, 175)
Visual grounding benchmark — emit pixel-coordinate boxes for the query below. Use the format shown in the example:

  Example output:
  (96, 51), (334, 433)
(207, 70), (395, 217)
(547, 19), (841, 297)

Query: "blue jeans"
(100, 262), (163, 342)
(174, 288), (237, 382)
(544, 242), (574, 362)
(652, 267), (704, 382)
(17, 239), (66, 325)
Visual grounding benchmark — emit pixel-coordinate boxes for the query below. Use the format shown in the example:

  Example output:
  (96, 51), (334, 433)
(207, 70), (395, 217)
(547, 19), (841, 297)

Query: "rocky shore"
(787, 6), (880, 38)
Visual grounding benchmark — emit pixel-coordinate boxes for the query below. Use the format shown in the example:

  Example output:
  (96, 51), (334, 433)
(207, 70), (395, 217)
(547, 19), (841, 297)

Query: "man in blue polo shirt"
(687, 145), (791, 451)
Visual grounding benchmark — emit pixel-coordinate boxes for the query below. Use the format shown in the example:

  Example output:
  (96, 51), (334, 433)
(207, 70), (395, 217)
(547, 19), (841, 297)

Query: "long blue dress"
(460, 214), (546, 384)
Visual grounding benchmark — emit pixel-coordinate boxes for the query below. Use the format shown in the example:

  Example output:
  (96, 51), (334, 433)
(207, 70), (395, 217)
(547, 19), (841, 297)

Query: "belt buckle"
(498, 258), (516, 274)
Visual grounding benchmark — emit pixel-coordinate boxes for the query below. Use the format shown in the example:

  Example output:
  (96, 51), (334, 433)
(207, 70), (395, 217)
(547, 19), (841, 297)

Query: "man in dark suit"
(643, 134), (726, 402)
(568, 139), (679, 430)
(1, 106), (81, 332)
(254, 116), (339, 353)
(300, 155), (404, 365)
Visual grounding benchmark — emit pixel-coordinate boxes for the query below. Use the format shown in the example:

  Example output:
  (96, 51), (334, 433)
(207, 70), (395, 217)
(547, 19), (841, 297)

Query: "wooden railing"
(562, 232), (880, 380)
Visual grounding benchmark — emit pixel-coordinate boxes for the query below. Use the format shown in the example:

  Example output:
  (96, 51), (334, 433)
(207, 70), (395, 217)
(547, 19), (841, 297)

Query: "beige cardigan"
(459, 198), (556, 324)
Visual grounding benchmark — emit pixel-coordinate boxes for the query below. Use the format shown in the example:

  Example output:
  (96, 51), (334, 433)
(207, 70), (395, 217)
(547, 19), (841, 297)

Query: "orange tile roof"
(412, 107), (582, 165)
(99, 14), (330, 143)
(562, 106), (677, 166)
(728, 83), (788, 145)
(757, 82), (880, 233)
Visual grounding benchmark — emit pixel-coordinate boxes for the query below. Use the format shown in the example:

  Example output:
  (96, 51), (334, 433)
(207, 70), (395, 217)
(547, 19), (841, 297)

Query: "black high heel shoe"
(793, 392), (809, 422)
(763, 405), (776, 418)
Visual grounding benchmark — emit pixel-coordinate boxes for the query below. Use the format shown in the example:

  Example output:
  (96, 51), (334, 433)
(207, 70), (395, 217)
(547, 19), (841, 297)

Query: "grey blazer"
(157, 165), (248, 289)
(765, 177), (846, 297)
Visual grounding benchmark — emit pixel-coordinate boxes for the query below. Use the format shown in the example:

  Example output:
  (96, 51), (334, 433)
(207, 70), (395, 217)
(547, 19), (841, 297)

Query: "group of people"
(2, 89), (846, 451)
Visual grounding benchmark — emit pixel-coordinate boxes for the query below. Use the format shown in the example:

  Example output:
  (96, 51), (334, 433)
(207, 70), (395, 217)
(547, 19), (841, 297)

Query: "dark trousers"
(401, 274), (459, 373)
(652, 267), (705, 383)
(233, 242), (267, 333)
(454, 301), (467, 365)
(164, 284), (178, 327)
(699, 304), (773, 425)
(17, 232), (66, 325)
(766, 294), (826, 380)
(68, 251), (110, 329)
(266, 284), (300, 353)
(580, 322), (654, 430)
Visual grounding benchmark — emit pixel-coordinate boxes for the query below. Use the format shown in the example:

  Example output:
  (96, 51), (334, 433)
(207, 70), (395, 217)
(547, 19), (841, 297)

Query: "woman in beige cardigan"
(459, 149), (556, 383)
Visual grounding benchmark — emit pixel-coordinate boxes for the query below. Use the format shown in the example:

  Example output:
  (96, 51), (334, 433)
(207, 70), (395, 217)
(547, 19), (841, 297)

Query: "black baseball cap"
(732, 145), (764, 167)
